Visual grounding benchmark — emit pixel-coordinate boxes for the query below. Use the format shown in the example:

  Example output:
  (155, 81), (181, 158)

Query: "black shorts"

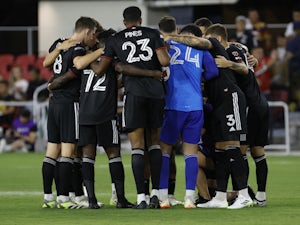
(47, 101), (79, 143)
(79, 119), (120, 148)
(211, 90), (247, 142)
(122, 93), (164, 129)
(246, 103), (269, 147)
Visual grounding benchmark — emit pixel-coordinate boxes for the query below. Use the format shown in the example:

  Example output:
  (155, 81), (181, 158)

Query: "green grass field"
(0, 152), (299, 225)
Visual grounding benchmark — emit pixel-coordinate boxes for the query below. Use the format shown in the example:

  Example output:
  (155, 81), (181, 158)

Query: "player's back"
(79, 65), (118, 125)
(227, 44), (266, 108)
(165, 41), (205, 111)
(50, 38), (85, 102)
(205, 37), (242, 105)
(104, 26), (165, 99)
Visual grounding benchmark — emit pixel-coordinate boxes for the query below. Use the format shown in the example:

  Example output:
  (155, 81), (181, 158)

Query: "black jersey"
(204, 38), (241, 105)
(49, 38), (86, 103)
(102, 26), (165, 99)
(79, 64), (118, 125)
(226, 44), (266, 108)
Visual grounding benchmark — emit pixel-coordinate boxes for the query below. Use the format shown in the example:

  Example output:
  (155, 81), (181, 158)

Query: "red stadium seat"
(0, 54), (15, 80)
(35, 56), (53, 80)
(15, 54), (36, 79)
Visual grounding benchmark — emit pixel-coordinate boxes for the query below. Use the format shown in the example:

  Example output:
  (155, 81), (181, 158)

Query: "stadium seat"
(15, 54), (36, 79)
(35, 56), (53, 80)
(0, 54), (15, 80)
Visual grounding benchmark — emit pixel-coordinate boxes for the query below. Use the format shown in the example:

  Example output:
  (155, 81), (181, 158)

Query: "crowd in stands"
(0, 55), (50, 152)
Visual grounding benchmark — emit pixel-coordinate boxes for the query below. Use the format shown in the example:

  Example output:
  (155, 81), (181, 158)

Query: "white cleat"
(228, 195), (253, 209)
(74, 195), (104, 208)
(145, 195), (150, 206)
(184, 197), (196, 209)
(160, 198), (170, 209)
(168, 195), (183, 206)
(197, 197), (228, 208)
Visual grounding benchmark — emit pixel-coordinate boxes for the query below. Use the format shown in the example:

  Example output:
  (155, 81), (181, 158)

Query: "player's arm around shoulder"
(202, 50), (219, 80)
(73, 48), (104, 70)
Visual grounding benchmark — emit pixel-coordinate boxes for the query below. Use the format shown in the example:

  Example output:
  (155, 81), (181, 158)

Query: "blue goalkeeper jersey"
(165, 40), (218, 112)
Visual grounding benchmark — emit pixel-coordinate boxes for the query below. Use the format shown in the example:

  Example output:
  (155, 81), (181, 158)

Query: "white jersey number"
(53, 54), (63, 74)
(122, 38), (153, 63)
(84, 69), (106, 92)
(170, 46), (200, 68)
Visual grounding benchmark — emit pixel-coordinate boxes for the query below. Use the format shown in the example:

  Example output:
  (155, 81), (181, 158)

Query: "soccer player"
(91, 6), (170, 209)
(41, 16), (102, 209)
(158, 17), (219, 209)
(164, 24), (252, 209)
(78, 28), (134, 209)
(206, 23), (269, 206)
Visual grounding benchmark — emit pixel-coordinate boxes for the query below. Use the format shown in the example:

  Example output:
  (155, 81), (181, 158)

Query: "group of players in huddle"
(41, 5), (269, 210)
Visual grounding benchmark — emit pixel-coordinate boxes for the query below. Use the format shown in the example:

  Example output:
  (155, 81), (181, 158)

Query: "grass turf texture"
(0, 152), (299, 225)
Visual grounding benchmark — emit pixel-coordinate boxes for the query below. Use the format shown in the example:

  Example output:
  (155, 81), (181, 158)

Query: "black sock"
(54, 157), (60, 196)
(148, 145), (162, 190)
(73, 158), (84, 196)
(253, 155), (268, 192)
(243, 154), (249, 182)
(168, 178), (176, 195)
(231, 154), (249, 190)
(42, 157), (56, 194)
(144, 179), (150, 196)
(58, 157), (73, 196)
(109, 157), (125, 202)
(82, 157), (96, 200)
(228, 147), (247, 190)
(131, 149), (145, 194)
(214, 149), (230, 192)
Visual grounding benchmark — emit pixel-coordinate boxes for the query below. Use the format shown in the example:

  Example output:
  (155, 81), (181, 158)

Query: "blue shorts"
(160, 110), (204, 145)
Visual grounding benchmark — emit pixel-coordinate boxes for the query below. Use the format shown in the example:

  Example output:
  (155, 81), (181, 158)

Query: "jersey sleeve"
(70, 45), (86, 77)
(30, 124), (38, 132)
(227, 46), (245, 63)
(202, 50), (219, 81)
(101, 36), (115, 59)
(153, 29), (166, 50)
(49, 38), (64, 53)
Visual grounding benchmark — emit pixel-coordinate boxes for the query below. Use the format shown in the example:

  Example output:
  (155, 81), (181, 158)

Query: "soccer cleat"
(184, 197), (196, 209)
(255, 199), (267, 207)
(89, 202), (101, 209)
(145, 195), (150, 205)
(56, 200), (81, 209)
(197, 197), (228, 208)
(160, 198), (170, 209)
(42, 200), (56, 208)
(133, 201), (147, 209)
(73, 195), (89, 208)
(168, 195), (183, 206)
(227, 195), (253, 209)
(116, 199), (134, 208)
(148, 195), (160, 209)
(195, 194), (210, 205)
(109, 195), (118, 206)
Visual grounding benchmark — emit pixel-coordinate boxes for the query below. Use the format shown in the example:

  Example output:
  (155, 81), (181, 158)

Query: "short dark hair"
(180, 24), (202, 37)
(19, 108), (31, 118)
(194, 17), (213, 28)
(98, 28), (117, 47)
(158, 16), (177, 33)
(123, 6), (141, 23)
(205, 23), (228, 41)
(75, 16), (101, 33)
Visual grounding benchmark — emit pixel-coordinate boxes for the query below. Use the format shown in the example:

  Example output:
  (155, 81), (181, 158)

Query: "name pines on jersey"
(125, 30), (142, 38)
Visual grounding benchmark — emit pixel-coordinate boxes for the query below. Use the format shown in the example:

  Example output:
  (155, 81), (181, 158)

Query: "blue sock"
(159, 153), (170, 189)
(185, 154), (198, 190)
